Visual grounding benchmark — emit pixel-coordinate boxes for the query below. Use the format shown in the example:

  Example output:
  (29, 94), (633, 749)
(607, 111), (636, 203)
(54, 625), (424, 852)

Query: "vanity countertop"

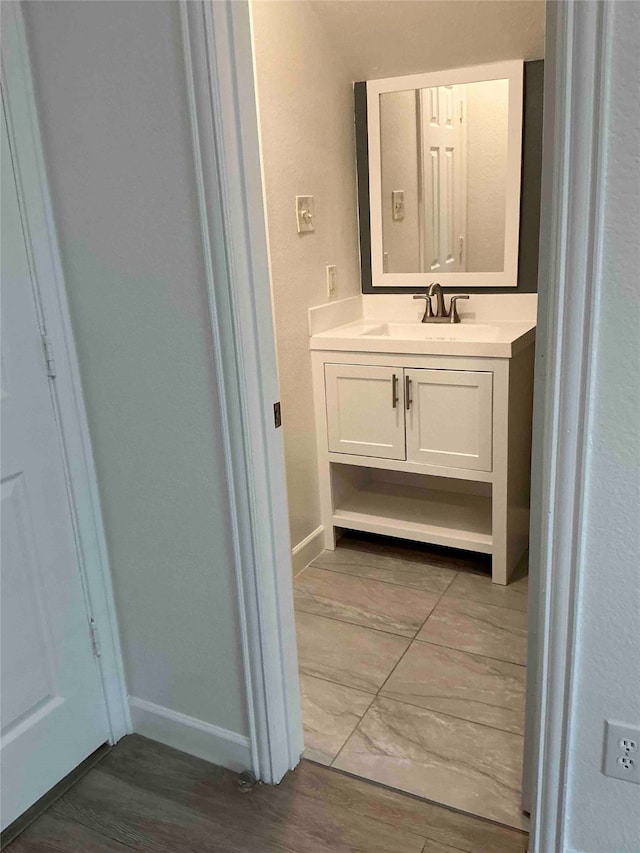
(310, 319), (536, 358)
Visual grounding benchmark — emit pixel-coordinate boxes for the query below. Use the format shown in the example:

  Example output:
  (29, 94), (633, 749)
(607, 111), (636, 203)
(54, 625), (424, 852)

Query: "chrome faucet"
(413, 283), (469, 323)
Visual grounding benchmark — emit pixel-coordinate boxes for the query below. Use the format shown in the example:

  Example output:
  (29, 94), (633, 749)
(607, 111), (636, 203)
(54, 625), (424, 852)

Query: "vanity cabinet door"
(405, 368), (493, 471)
(325, 363), (406, 459)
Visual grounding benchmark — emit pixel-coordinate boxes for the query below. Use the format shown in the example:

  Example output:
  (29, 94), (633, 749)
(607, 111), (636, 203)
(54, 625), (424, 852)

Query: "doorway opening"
(247, 0), (544, 836)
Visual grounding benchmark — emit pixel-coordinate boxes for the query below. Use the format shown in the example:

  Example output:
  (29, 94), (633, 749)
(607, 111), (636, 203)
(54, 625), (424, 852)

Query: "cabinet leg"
(492, 541), (527, 585)
(323, 525), (336, 550)
(491, 554), (508, 586)
(491, 524), (508, 584)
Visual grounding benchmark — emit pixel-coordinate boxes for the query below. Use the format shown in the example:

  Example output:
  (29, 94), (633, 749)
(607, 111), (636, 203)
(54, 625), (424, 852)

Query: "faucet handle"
(413, 293), (433, 320)
(449, 294), (469, 323)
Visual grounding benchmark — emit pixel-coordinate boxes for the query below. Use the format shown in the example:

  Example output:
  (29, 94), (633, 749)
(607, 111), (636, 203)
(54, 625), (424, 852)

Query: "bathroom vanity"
(308, 58), (539, 585)
(310, 317), (535, 585)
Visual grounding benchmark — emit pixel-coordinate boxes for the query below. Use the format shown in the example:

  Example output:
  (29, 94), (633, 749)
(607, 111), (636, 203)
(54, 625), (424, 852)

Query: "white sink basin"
(360, 322), (502, 342)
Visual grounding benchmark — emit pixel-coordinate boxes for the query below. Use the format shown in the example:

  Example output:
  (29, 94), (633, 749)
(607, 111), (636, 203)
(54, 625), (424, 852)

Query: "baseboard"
(128, 696), (251, 773)
(291, 525), (324, 575)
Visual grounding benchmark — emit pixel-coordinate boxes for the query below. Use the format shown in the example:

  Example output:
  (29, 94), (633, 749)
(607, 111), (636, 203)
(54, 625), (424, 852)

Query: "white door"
(405, 368), (493, 471)
(325, 363), (406, 460)
(420, 84), (467, 273)
(1, 107), (110, 831)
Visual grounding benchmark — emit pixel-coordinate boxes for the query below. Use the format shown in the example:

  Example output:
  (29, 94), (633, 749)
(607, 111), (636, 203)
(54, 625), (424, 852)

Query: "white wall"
(23, 0), (249, 760)
(251, 0), (361, 553)
(564, 3), (640, 851)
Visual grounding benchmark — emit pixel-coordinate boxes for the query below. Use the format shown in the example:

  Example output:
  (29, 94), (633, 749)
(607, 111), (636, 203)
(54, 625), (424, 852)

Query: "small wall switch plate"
(603, 721), (640, 784)
(392, 190), (405, 221)
(326, 264), (337, 297)
(296, 195), (314, 233)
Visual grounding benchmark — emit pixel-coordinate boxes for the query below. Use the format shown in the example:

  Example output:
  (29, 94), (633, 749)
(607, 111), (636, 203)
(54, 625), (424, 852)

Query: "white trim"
(291, 526), (325, 576)
(367, 61), (527, 95)
(0, 3), (131, 742)
(526, 2), (612, 851)
(367, 61), (523, 288)
(129, 697), (250, 772)
(178, 0), (303, 784)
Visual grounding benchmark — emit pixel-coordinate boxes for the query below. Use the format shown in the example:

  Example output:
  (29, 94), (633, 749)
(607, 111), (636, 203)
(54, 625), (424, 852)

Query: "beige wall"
(23, 1), (248, 741)
(466, 79), (509, 271)
(380, 90), (420, 273)
(251, 0), (361, 549)
(312, 1), (545, 79)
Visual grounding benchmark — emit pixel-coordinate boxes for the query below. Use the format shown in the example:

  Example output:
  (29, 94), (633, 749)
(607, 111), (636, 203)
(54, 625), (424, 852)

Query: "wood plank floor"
(6, 734), (528, 853)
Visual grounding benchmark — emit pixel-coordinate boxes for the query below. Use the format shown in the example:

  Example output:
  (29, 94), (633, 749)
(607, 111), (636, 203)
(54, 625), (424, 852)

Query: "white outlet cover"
(603, 720), (640, 784)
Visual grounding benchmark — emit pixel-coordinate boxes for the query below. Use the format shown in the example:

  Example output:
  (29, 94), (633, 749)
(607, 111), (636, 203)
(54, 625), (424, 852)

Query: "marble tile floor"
(294, 532), (529, 832)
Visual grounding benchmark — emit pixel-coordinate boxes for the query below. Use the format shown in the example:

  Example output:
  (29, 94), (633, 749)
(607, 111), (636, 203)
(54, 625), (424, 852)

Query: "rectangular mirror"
(366, 61), (524, 288)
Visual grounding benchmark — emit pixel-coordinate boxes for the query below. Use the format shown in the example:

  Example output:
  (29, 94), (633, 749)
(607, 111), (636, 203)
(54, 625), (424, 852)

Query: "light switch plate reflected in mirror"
(296, 195), (315, 233)
(392, 190), (405, 221)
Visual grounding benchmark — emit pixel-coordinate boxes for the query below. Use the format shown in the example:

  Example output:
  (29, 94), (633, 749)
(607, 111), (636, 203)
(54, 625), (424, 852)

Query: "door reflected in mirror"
(367, 62), (523, 288)
(381, 79), (509, 274)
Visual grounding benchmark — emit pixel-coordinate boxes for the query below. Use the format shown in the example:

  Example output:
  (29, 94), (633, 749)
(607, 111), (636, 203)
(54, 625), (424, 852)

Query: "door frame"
(1, 4), (131, 743)
(181, 0), (611, 848)
(523, 2), (613, 850)
(178, 0), (304, 784)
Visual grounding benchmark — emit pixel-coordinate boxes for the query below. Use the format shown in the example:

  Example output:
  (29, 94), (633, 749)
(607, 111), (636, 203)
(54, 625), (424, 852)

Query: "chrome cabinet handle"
(392, 373), (399, 408)
(405, 375), (412, 410)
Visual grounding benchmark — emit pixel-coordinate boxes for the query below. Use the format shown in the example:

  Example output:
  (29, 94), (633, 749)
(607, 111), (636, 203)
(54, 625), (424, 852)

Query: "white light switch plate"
(296, 195), (314, 233)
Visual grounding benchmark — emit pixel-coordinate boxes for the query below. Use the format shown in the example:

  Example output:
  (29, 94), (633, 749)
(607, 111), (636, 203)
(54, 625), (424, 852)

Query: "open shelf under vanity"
(332, 464), (493, 553)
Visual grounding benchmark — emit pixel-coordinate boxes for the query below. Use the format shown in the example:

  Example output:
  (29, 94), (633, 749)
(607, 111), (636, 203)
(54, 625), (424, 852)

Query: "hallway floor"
(294, 532), (529, 830)
(6, 734), (528, 853)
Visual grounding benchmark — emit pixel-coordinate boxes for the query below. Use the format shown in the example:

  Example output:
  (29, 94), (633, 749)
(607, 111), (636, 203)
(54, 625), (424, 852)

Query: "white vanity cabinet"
(312, 340), (535, 585)
(325, 364), (493, 471)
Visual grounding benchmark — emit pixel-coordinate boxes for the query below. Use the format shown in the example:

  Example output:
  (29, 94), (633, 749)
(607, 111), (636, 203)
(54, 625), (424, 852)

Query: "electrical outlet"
(326, 264), (337, 298)
(603, 721), (640, 784)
